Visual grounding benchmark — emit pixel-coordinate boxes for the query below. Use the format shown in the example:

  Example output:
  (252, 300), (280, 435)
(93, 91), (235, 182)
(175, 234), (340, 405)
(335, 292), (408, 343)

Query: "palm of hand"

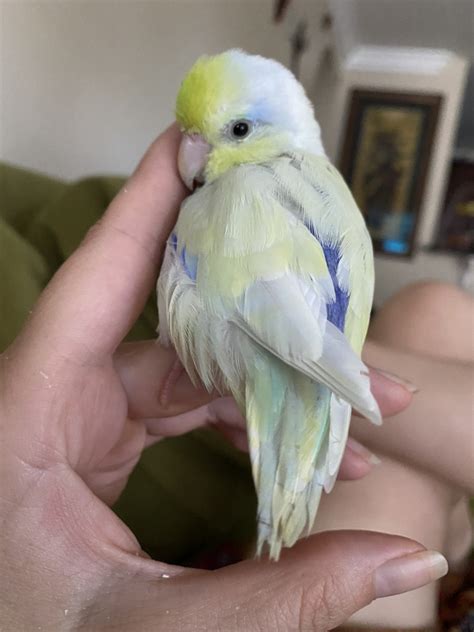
(65, 362), (144, 505)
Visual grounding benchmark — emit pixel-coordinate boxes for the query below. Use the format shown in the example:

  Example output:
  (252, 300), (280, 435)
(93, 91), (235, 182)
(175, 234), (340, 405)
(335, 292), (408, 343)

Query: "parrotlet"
(157, 49), (381, 561)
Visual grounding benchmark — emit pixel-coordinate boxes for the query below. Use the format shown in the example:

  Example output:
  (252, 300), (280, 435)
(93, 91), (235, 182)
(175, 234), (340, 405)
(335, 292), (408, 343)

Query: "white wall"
(353, 0), (473, 58)
(0, 0), (286, 180)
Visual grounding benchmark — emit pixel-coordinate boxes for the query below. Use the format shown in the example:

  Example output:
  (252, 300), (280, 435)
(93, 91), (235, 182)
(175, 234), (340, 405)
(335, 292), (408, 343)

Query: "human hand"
(356, 341), (474, 494)
(0, 126), (446, 630)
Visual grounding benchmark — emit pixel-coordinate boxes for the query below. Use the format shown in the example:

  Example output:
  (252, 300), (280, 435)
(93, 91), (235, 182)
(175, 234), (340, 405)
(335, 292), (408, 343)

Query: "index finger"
(25, 124), (186, 361)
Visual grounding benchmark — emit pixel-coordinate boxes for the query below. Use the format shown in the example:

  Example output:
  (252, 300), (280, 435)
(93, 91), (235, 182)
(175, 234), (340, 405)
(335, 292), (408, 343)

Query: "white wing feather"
(234, 274), (381, 424)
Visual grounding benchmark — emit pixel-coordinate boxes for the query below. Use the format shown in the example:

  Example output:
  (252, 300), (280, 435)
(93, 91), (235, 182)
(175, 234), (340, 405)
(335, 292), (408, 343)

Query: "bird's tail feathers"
(245, 353), (332, 560)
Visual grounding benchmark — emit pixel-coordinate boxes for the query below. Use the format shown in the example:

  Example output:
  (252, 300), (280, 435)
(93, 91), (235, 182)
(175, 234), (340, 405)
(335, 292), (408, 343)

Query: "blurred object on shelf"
(340, 88), (442, 258)
(438, 550), (474, 632)
(435, 153), (474, 255)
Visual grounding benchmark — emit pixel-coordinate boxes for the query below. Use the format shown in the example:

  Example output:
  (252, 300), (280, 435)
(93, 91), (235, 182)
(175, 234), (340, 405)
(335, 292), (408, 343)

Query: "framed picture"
(339, 89), (442, 257)
(435, 157), (474, 254)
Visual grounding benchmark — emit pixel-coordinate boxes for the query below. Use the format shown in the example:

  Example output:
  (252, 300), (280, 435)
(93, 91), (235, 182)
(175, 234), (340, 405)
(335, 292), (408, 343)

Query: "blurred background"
(1, 0), (473, 304)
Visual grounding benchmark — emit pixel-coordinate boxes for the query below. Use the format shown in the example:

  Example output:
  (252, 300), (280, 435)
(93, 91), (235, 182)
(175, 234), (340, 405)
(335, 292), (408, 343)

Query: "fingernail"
(374, 550), (448, 598)
(346, 437), (381, 466)
(372, 368), (419, 393)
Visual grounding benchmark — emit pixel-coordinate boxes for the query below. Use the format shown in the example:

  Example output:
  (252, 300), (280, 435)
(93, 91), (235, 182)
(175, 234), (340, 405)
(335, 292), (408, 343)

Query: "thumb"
(89, 531), (448, 630)
(185, 531), (447, 630)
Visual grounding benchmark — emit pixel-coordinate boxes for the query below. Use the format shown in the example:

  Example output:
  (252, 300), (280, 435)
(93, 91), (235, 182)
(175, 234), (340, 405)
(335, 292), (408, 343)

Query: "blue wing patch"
(321, 243), (349, 331)
(270, 162), (350, 332)
(181, 247), (198, 280)
(304, 224), (349, 331)
(170, 232), (198, 281)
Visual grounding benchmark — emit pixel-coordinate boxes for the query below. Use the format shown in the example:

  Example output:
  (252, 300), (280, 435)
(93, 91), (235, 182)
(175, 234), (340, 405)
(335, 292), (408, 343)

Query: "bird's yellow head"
(175, 49), (324, 189)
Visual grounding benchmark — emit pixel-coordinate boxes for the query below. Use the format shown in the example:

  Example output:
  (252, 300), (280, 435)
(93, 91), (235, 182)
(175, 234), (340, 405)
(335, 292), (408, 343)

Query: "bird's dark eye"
(231, 120), (251, 139)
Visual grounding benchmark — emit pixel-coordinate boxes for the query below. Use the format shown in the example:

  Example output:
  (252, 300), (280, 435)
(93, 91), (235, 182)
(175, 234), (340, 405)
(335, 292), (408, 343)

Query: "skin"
(0, 126), (449, 631)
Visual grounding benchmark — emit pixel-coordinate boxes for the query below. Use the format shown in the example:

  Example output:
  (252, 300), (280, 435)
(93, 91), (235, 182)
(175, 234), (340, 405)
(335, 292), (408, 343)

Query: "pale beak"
(177, 133), (211, 191)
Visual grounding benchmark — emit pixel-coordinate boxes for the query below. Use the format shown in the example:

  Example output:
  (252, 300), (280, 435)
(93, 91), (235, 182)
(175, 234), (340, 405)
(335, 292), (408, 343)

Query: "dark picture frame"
(339, 89), (443, 257)
(434, 157), (474, 254)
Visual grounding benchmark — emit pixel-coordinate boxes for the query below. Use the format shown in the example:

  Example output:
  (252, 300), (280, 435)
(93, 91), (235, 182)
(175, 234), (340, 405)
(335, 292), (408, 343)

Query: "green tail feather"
(244, 350), (331, 560)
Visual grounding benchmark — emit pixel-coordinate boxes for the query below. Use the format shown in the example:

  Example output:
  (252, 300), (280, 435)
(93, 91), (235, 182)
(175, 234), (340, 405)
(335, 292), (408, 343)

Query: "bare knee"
(369, 281), (474, 359)
(381, 281), (470, 319)
(371, 281), (462, 334)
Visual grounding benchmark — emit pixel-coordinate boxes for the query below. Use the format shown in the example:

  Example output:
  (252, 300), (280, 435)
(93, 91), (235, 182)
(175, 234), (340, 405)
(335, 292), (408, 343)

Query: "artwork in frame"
(435, 157), (474, 254)
(339, 89), (442, 257)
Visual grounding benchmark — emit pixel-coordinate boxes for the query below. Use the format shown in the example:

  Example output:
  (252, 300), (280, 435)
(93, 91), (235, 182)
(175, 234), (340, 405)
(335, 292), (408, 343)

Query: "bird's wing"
(233, 273), (380, 424)
(261, 152), (375, 355)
